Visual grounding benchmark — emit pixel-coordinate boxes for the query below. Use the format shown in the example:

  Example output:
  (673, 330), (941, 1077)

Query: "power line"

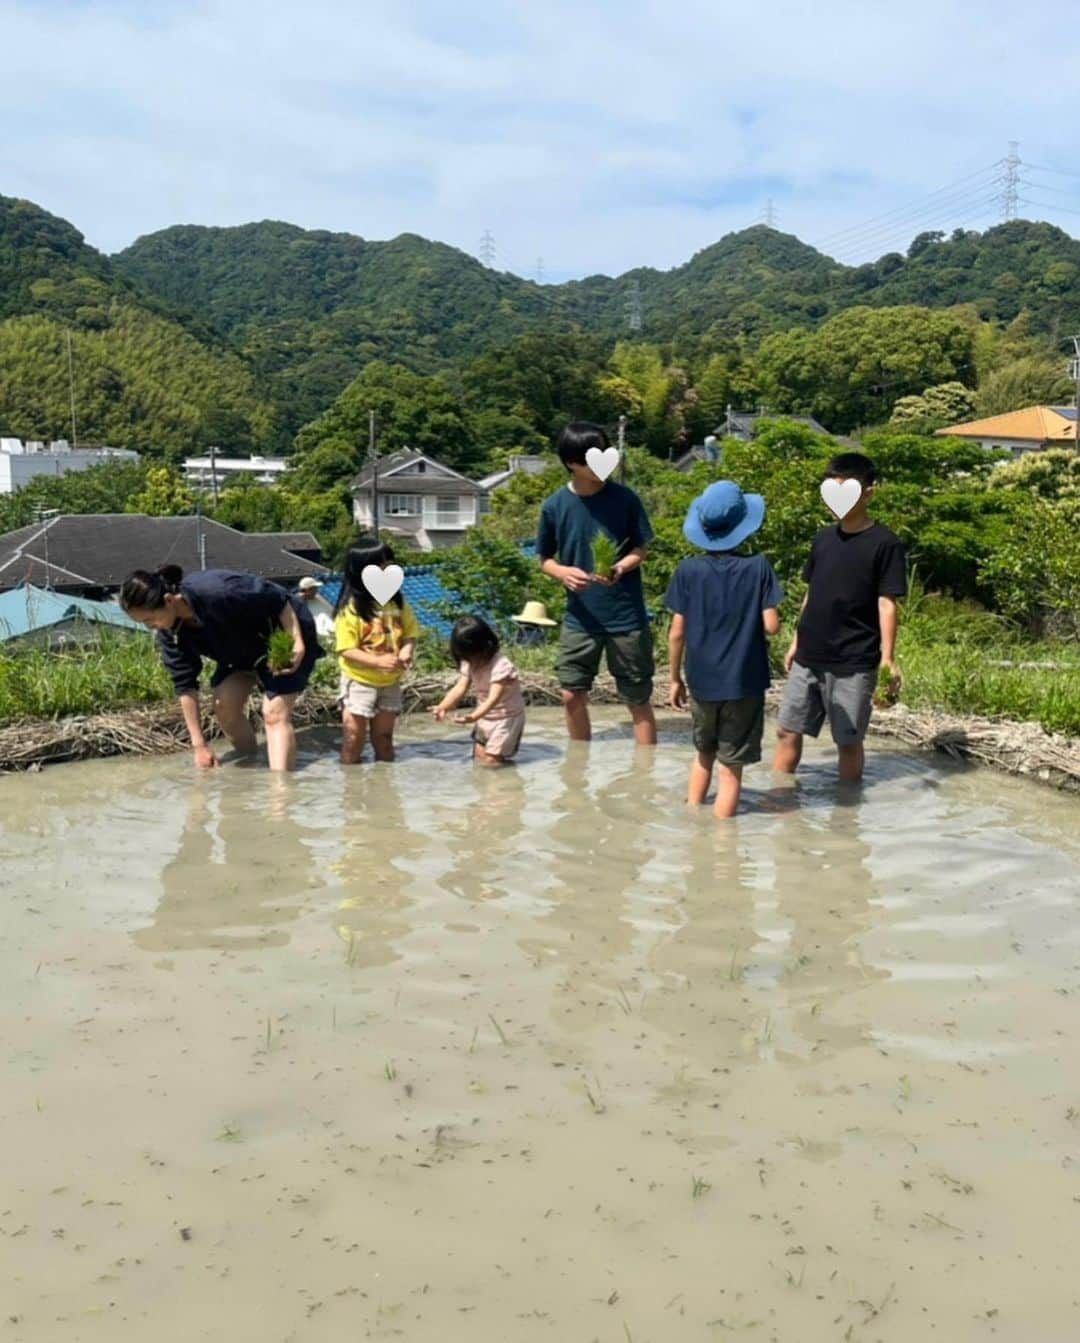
(829, 190), (1004, 262)
(822, 176), (1005, 254)
(815, 160), (1004, 246)
(1025, 161), (1080, 182)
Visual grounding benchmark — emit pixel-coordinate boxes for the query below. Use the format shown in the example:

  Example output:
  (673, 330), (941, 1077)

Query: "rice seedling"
(584, 1078), (605, 1114)
(384, 1060), (396, 1081)
(691, 1174), (711, 1199)
(590, 530), (625, 580)
(873, 662), (900, 709)
(265, 626), (296, 674)
(488, 1013), (510, 1045)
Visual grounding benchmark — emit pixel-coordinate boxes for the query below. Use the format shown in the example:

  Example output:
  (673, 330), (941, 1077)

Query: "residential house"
(935, 406), (1079, 457)
(0, 515), (328, 597)
(0, 584), (144, 648)
(672, 410), (831, 472)
(0, 437), (139, 494)
(350, 449), (487, 551)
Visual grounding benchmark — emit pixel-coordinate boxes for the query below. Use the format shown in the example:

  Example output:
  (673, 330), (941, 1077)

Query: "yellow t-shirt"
(335, 599), (420, 687)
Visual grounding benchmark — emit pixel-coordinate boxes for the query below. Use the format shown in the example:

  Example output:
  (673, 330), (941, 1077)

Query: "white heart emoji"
(361, 564), (405, 606)
(820, 478), (862, 520)
(585, 446), (621, 482)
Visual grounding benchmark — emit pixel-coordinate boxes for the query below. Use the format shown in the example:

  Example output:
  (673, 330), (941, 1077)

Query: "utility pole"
(617, 414), (627, 484)
(33, 506), (60, 588)
(195, 497), (206, 570)
(479, 230), (496, 267)
(1001, 141), (1021, 221)
(65, 330), (78, 448)
(369, 409), (379, 535)
(208, 442), (219, 507)
(1070, 336), (1080, 453)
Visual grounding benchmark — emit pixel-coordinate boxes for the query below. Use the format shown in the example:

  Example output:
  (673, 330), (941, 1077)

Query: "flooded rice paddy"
(3, 707), (1080, 1342)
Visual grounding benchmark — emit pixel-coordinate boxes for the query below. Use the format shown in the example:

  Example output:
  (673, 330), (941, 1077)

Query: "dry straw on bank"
(1, 671), (1078, 793)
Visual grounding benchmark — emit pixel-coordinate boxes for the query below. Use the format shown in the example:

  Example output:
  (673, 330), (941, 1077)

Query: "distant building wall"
(0, 443), (139, 494)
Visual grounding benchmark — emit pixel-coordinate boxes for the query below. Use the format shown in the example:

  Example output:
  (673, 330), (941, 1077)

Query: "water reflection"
(522, 743), (662, 1023)
(133, 775), (311, 952)
(331, 767), (425, 972)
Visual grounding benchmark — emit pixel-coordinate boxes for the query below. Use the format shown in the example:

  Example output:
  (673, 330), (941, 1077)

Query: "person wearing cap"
(296, 576), (335, 641)
(665, 481), (783, 818)
(510, 600), (557, 648)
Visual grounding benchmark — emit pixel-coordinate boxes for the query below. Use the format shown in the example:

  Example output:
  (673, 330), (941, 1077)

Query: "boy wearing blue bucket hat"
(665, 481), (783, 818)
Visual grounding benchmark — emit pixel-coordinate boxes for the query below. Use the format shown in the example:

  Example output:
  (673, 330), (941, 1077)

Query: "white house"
(350, 449), (488, 551)
(0, 438), (139, 494)
(182, 454), (289, 491)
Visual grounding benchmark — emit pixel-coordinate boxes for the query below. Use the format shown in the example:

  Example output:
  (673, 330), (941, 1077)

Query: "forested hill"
(116, 216), (1080, 349)
(0, 195), (280, 454)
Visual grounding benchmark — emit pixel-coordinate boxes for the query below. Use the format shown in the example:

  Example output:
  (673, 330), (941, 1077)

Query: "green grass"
(0, 630), (173, 722)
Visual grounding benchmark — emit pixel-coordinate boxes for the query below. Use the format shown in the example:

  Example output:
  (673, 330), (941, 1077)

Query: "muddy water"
(3, 709), (1080, 1342)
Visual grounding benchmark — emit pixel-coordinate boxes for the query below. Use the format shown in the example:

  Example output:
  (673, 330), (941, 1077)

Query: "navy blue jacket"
(156, 570), (322, 694)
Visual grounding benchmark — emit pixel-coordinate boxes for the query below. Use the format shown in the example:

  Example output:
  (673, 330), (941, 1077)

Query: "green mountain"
(0, 195), (280, 455)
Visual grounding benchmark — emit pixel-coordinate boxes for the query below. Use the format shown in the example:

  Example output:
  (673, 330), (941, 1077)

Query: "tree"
(294, 361), (480, 479)
(435, 528), (543, 628)
(755, 306), (976, 431)
(975, 355), (1073, 417)
(889, 381), (977, 434)
(125, 465), (195, 516)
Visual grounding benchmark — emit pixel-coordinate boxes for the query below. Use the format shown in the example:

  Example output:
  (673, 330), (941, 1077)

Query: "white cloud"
(2, 0), (1078, 276)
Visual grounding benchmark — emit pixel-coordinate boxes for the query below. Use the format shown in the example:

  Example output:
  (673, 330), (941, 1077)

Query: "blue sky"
(4, 0), (1080, 280)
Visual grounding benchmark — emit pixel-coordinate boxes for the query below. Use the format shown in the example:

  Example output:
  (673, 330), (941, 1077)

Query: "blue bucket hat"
(683, 480), (766, 551)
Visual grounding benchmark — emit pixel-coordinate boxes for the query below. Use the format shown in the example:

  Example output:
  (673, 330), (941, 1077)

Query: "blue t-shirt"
(536, 481), (653, 634)
(664, 553), (784, 701)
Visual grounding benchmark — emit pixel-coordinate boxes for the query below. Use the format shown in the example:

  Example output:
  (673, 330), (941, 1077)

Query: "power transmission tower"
(1001, 141), (1021, 221)
(479, 230), (496, 267)
(535, 257), (545, 284)
(625, 278), (643, 333)
(762, 198), (777, 228)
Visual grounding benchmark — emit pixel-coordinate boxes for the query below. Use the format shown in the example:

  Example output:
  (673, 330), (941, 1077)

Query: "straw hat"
(297, 576), (323, 592)
(511, 600), (557, 627)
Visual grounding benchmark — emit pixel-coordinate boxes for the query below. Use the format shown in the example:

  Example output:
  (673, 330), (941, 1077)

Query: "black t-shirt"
(795, 523), (907, 673)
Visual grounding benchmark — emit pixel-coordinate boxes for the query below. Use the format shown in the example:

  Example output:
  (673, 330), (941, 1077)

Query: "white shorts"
(339, 676), (403, 719)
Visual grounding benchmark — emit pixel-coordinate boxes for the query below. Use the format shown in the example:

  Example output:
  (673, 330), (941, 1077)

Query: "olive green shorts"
(557, 625), (655, 705)
(690, 695), (765, 766)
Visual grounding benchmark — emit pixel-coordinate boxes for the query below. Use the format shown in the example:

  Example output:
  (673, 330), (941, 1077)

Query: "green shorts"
(690, 695), (765, 766)
(557, 625), (655, 705)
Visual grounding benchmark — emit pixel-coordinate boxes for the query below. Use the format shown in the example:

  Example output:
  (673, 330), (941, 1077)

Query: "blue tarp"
(0, 585), (144, 643)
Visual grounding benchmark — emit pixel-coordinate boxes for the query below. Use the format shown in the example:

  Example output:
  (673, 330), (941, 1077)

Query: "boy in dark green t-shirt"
(537, 422), (657, 745)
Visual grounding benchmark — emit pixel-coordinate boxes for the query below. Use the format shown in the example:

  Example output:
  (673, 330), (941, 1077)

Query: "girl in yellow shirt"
(334, 539), (419, 764)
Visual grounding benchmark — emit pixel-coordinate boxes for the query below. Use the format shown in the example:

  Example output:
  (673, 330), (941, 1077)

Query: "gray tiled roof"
(0, 515), (327, 593)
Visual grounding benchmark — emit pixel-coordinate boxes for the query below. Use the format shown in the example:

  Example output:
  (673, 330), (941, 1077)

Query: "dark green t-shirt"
(536, 481), (653, 634)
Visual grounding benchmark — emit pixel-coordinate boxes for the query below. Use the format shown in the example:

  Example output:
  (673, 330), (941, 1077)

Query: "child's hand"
(452, 714), (473, 726)
(783, 641), (798, 673)
(558, 565), (591, 593)
(373, 652), (400, 671)
(398, 648), (414, 669)
(669, 678), (688, 711)
(881, 660), (902, 693)
(429, 705), (447, 721)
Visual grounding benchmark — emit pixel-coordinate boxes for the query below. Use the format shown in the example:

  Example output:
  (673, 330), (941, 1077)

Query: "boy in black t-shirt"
(773, 452), (906, 783)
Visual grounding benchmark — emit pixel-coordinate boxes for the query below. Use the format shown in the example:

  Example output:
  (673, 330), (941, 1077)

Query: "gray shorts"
(690, 695), (765, 766)
(777, 662), (876, 746)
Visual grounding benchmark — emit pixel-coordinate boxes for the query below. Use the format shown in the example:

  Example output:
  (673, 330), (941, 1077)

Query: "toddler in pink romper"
(431, 615), (528, 765)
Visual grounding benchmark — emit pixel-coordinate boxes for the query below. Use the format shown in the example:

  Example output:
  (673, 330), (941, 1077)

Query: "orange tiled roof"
(936, 406), (1077, 442)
